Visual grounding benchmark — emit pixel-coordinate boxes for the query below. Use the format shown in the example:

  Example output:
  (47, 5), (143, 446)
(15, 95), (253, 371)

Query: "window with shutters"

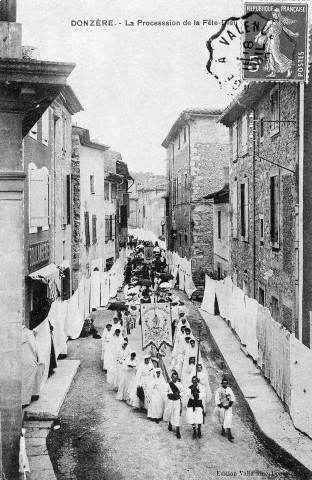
(232, 181), (238, 238)
(84, 212), (90, 247)
(259, 214), (264, 245)
(66, 175), (71, 224)
(232, 122), (238, 162)
(270, 175), (280, 248)
(240, 179), (249, 241)
(29, 165), (49, 230)
(29, 122), (38, 140)
(90, 175), (95, 194)
(259, 114), (264, 143)
(92, 215), (97, 244)
(42, 109), (49, 146)
(270, 86), (280, 136)
(104, 181), (110, 201)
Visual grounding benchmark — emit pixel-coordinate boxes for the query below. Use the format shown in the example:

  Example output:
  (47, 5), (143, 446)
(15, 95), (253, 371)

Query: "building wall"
(166, 115), (229, 285)
(79, 145), (106, 277)
(229, 83), (298, 333)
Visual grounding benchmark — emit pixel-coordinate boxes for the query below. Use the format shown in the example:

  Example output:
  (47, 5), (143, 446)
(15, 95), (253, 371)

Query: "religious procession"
(101, 240), (235, 442)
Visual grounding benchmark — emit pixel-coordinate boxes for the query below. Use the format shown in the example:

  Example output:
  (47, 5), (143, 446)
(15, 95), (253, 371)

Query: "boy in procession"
(215, 377), (235, 442)
(163, 371), (183, 439)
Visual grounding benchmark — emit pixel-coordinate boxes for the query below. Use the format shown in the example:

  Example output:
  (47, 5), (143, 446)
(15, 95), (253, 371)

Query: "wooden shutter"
(84, 212), (90, 247)
(232, 123), (237, 161)
(232, 181), (238, 238)
(29, 168), (48, 227)
(42, 109), (49, 146)
(66, 174), (71, 224)
(62, 175), (68, 224)
(92, 215), (97, 244)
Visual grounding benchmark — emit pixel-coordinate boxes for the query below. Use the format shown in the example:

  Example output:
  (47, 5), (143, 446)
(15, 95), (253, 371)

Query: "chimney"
(0, 0), (22, 58)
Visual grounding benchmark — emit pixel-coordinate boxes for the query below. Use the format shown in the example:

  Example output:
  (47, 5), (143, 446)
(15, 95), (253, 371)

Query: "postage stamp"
(242, 2), (309, 82)
(206, 1), (309, 91)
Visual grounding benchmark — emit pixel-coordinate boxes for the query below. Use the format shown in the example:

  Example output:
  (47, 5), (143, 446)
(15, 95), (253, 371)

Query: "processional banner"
(141, 303), (172, 350)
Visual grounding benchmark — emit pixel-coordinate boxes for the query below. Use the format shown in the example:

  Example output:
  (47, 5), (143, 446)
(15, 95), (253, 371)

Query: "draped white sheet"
(201, 275), (216, 315)
(22, 326), (44, 405)
(33, 318), (51, 389)
(100, 272), (110, 306)
(90, 270), (101, 310)
(65, 289), (84, 339)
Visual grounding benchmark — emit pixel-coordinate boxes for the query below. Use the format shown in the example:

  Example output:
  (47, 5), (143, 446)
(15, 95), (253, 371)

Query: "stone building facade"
(162, 109), (230, 285)
(219, 83), (300, 338)
(72, 129), (131, 286)
(24, 87), (82, 328)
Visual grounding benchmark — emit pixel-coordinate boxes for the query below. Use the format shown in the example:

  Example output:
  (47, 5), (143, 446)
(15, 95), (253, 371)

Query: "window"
(90, 175), (95, 194)
(271, 295), (279, 320)
(92, 215), (97, 244)
(184, 172), (188, 200)
(184, 234), (188, 247)
(270, 86), (280, 136)
(232, 180), (238, 238)
(84, 212), (90, 247)
(241, 113), (249, 155)
(259, 286), (265, 306)
(62, 174), (71, 225)
(178, 134), (181, 150)
(29, 166), (49, 229)
(143, 206), (146, 218)
(243, 275), (249, 296)
(259, 215), (264, 245)
(259, 115), (264, 142)
(29, 122), (38, 140)
(42, 110), (49, 146)
(111, 183), (117, 200)
(183, 127), (187, 142)
(270, 175), (280, 247)
(179, 233), (182, 246)
(104, 181), (110, 201)
(240, 180), (249, 241)
(105, 215), (116, 242)
(218, 210), (222, 240)
(232, 122), (238, 161)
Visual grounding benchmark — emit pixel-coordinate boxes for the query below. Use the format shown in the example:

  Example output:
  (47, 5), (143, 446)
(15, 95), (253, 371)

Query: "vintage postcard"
(0, 0), (311, 479)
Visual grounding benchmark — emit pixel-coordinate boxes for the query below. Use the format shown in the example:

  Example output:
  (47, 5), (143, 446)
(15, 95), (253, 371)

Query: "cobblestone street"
(47, 292), (306, 480)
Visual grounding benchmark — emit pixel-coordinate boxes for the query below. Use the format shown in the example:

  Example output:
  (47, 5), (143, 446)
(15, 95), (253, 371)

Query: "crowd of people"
(100, 238), (236, 441)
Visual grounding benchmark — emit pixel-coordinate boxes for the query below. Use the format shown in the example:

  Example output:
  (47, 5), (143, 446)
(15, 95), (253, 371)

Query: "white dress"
(106, 334), (124, 385)
(101, 329), (112, 370)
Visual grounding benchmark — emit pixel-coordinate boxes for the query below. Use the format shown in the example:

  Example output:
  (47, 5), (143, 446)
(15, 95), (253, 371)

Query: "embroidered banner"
(141, 303), (172, 350)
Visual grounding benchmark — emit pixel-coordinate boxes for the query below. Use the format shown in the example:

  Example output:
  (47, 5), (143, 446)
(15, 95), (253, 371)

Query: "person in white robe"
(163, 371), (183, 439)
(117, 352), (137, 401)
(114, 341), (131, 389)
(175, 335), (192, 377)
(101, 323), (112, 372)
(181, 356), (196, 390)
(128, 355), (154, 409)
(146, 368), (167, 423)
(112, 316), (123, 334)
(197, 363), (212, 413)
(106, 329), (124, 386)
(170, 326), (187, 370)
(181, 339), (201, 381)
(215, 377), (235, 442)
(173, 313), (190, 344)
(186, 376), (205, 438)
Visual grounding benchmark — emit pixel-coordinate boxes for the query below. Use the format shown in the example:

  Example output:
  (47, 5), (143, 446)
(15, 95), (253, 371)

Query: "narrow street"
(47, 291), (305, 480)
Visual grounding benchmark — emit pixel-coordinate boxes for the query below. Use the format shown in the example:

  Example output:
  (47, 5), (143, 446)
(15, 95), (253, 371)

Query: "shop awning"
(28, 263), (59, 282)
